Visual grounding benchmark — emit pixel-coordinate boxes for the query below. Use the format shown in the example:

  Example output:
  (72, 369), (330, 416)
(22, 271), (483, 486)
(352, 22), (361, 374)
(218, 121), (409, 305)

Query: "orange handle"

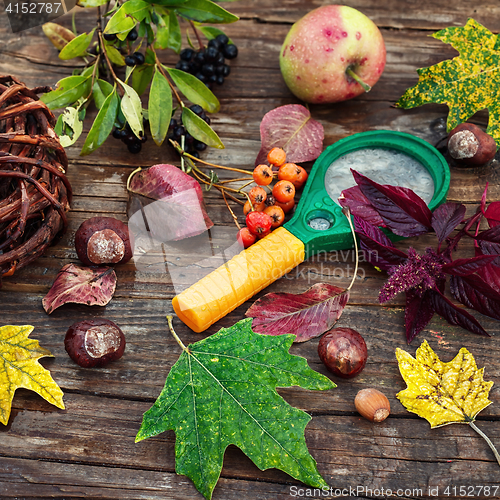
(172, 227), (305, 332)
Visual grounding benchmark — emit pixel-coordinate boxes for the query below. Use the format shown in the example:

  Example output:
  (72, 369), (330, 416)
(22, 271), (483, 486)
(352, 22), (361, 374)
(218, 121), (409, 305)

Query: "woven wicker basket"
(0, 75), (71, 279)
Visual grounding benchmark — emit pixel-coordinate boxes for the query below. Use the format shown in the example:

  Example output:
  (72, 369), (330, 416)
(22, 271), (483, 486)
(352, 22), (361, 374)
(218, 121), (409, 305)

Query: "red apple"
(280, 5), (386, 104)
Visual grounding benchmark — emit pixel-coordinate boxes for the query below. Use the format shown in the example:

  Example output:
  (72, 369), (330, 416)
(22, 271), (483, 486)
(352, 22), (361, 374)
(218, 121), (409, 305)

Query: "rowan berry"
(246, 211), (272, 236)
(237, 227), (256, 248)
(272, 180), (295, 203)
(267, 147), (286, 167)
(248, 186), (267, 205)
(275, 198), (295, 214)
(264, 205), (285, 229)
(295, 166), (308, 188)
(278, 163), (302, 185)
(243, 200), (265, 215)
(253, 164), (273, 186)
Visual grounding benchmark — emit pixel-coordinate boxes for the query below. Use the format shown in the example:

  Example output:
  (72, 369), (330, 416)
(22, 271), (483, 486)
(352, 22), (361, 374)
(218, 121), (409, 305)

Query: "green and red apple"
(280, 5), (386, 103)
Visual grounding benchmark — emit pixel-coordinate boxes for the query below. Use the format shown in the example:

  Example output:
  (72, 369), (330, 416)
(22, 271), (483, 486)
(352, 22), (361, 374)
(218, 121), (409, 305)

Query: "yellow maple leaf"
(396, 340), (493, 428)
(396, 340), (500, 467)
(0, 325), (65, 425)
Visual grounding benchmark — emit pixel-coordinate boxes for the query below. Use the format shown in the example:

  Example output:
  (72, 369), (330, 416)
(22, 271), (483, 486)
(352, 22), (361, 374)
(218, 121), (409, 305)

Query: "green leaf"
(199, 26), (233, 44)
(105, 44), (126, 66)
(54, 107), (84, 147)
(81, 89), (120, 155)
(166, 67), (220, 113)
(104, 0), (150, 40)
(118, 79), (144, 138)
(144, 0), (188, 5)
(155, 10), (181, 52)
(77, 0), (109, 7)
(132, 64), (154, 96)
(93, 79), (114, 109)
(182, 107), (223, 149)
(396, 18), (500, 147)
(136, 318), (333, 500)
(149, 68), (172, 145)
(174, 0), (238, 24)
(58, 29), (95, 60)
(40, 76), (91, 110)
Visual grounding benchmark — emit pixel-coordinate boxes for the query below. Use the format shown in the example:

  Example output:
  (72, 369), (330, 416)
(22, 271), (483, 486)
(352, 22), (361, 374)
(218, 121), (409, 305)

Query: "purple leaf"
(431, 202), (466, 243)
(353, 215), (408, 271)
(428, 288), (490, 337)
(484, 201), (500, 228)
(352, 169), (432, 237)
(404, 290), (435, 344)
(42, 263), (117, 314)
(255, 104), (324, 166)
(450, 274), (500, 321)
(442, 255), (497, 276)
(338, 186), (385, 227)
(127, 164), (213, 242)
(245, 282), (348, 342)
(475, 224), (500, 243)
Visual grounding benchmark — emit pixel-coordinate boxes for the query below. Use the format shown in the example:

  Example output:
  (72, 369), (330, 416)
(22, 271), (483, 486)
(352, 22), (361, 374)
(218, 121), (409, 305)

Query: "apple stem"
(346, 67), (371, 93)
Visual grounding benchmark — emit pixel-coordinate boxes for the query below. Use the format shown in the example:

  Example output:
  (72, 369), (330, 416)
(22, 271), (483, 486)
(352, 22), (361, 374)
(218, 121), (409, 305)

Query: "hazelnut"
(75, 216), (133, 266)
(447, 123), (497, 166)
(318, 327), (367, 378)
(64, 318), (126, 368)
(354, 388), (390, 423)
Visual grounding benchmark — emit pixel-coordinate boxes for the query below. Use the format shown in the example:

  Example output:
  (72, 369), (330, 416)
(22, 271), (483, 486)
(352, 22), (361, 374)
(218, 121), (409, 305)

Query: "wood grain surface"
(1, 1), (500, 499)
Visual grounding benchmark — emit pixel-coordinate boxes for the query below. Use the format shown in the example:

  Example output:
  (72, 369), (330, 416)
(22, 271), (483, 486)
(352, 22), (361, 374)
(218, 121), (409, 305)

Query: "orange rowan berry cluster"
(237, 147), (308, 249)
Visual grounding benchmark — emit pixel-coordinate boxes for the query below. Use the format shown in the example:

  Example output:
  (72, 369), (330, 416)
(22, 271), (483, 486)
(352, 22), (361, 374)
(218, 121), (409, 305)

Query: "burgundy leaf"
(245, 282), (348, 342)
(127, 164), (213, 243)
(475, 246), (500, 291)
(442, 255), (497, 276)
(255, 104), (324, 166)
(42, 263), (117, 314)
(431, 202), (466, 243)
(428, 288), (490, 337)
(338, 186), (385, 226)
(475, 223), (500, 243)
(405, 290), (435, 344)
(450, 274), (500, 321)
(485, 201), (500, 228)
(352, 169), (432, 237)
(353, 215), (408, 271)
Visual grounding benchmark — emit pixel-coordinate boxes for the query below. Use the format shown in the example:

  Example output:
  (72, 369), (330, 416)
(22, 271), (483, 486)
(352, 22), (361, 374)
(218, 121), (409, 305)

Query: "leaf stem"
(470, 421), (500, 467)
(342, 207), (359, 291)
(221, 190), (241, 229)
(189, 20), (205, 50)
(97, 30), (120, 87)
(126, 166), (142, 192)
(166, 315), (187, 351)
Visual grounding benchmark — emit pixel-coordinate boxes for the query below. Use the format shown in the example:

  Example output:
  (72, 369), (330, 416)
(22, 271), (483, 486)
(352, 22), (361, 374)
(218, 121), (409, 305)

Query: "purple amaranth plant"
(339, 170), (500, 343)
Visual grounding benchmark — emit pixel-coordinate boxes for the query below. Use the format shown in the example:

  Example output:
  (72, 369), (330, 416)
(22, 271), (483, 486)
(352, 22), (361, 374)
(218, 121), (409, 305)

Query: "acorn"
(447, 123), (497, 166)
(354, 388), (390, 423)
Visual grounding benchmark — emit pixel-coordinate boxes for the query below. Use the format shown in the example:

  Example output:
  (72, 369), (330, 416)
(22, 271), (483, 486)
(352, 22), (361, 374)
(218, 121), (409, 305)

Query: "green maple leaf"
(135, 318), (334, 499)
(396, 18), (500, 147)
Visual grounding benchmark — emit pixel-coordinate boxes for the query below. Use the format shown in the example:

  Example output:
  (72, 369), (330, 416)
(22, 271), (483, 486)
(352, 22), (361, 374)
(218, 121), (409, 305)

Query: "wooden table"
(2, 1), (500, 498)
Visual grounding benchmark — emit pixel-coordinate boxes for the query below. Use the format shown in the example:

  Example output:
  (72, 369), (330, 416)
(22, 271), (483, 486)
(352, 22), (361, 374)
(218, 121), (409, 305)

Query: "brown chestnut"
(318, 327), (367, 378)
(447, 123), (497, 166)
(75, 216), (133, 266)
(64, 318), (126, 368)
(355, 388), (390, 422)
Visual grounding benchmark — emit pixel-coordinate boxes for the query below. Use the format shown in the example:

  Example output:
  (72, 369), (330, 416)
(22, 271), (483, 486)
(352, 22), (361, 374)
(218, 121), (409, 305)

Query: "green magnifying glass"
(173, 130), (450, 332)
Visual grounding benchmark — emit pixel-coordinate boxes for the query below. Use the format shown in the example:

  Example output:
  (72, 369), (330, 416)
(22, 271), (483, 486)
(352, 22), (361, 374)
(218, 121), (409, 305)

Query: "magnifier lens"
(324, 148), (435, 204)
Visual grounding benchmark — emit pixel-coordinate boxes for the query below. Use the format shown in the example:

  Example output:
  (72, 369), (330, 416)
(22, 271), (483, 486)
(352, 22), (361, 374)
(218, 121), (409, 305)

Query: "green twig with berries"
(41, 0), (240, 156)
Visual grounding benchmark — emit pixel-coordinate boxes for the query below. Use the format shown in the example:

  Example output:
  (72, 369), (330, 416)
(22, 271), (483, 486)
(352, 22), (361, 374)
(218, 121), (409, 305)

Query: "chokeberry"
(223, 43), (238, 59)
(194, 50), (206, 65)
(215, 34), (229, 45)
(175, 60), (191, 72)
(201, 64), (215, 77)
(190, 104), (204, 115)
(103, 33), (117, 41)
(208, 38), (222, 51)
(180, 48), (195, 61)
(133, 52), (145, 65)
(205, 46), (219, 62)
(195, 72), (207, 83)
(127, 140), (142, 154)
(222, 64), (231, 77)
(215, 52), (225, 65)
(125, 55), (137, 67)
(194, 140), (207, 151)
(216, 75), (224, 85)
(127, 28), (138, 41)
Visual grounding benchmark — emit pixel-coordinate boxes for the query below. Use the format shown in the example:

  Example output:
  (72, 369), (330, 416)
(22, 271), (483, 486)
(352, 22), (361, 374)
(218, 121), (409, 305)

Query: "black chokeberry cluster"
(175, 34), (237, 88)
(112, 123), (147, 154)
(102, 29), (145, 67)
(167, 104), (210, 158)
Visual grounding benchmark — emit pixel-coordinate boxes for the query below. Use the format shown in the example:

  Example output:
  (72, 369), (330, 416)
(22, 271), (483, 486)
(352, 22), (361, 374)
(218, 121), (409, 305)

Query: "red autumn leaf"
(42, 263), (117, 314)
(245, 283), (348, 342)
(352, 169), (433, 237)
(405, 289), (436, 344)
(484, 201), (500, 228)
(127, 164), (213, 243)
(442, 255), (497, 276)
(255, 104), (324, 166)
